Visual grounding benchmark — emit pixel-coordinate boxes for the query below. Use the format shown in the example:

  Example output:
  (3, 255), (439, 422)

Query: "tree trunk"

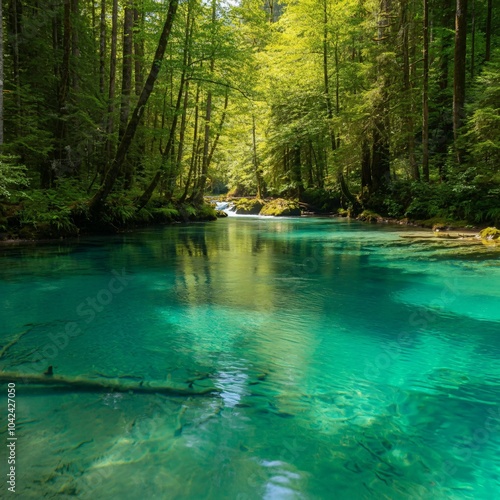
(0, 371), (218, 396)
(89, 0), (179, 212)
(402, 0), (418, 180)
(361, 139), (371, 193)
(191, 0), (216, 204)
(71, 0), (79, 90)
(322, 0), (336, 153)
(0, 0), (4, 147)
(134, 5), (144, 95)
(119, 2), (134, 142)
(180, 83), (200, 203)
(99, 0), (106, 95)
(136, 1), (193, 209)
(453, 0), (468, 165)
(485, 0), (492, 61)
(252, 114), (264, 198)
(206, 89), (229, 168)
(104, 0), (119, 164)
(470, 0), (475, 79)
(422, 0), (430, 181)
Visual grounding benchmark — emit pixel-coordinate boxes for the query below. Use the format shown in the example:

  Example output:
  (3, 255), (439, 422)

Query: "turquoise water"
(1, 217), (500, 499)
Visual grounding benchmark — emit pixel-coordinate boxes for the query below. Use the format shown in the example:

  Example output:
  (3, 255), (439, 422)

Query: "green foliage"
(301, 188), (341, 213)
(467, 51), (500, 172)
(0, 157), (29, 199)
(17, 189), (78, 238)
(151, 206), (181, 223)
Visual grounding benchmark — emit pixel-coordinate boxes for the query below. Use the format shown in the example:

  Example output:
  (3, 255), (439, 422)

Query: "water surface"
(1, 217), (499, 499)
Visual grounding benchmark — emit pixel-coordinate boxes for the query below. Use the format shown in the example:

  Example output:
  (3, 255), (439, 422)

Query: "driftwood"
(0, 371), (220, 396)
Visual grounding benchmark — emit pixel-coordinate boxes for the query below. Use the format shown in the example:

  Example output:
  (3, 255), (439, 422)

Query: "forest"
(0, 0), (499, 239)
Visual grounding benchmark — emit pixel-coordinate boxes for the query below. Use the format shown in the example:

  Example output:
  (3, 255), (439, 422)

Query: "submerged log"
(0, 328), (32, 359)
(0, 371), (220, 396)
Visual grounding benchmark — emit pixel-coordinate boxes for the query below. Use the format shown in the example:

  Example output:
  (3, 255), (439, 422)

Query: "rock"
(233, 198), (265, 215)
(479, 227), (500, 240)
(259, 198), (301, 216)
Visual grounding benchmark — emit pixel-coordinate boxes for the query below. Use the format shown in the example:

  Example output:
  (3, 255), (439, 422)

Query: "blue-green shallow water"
(1, 217), (500, 499)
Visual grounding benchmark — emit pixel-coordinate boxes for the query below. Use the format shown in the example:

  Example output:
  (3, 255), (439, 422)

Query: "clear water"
(1, 217), (499, 499)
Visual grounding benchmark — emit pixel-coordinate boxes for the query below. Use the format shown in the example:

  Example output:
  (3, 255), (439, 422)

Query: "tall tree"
(89, 0), (180, 211)
(485, 0), (492, 61)
(119, 1), (134, 141)
(0, 0), (4, 147)
(453, 0), (468, 164)
(422, 0), (430, 181)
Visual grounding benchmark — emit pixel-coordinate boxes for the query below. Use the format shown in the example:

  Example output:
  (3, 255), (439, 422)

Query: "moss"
(233, 198), (265, 215)
(479, 227), (500, 240)
(260, 198), (301, 217)
(216, 210), (228, 218)
(195, 203), (217, 221)
(337, 208), (350, 218)
(357, 210), (383, 223)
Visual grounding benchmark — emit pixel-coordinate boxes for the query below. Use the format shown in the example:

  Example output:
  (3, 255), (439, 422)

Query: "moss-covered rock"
(479, 227), (500, 240)
(216, 210), (228, 218)
(357, 210), (383, 223)
(259, 199), (301, 217)
(233, 198), (265, 215)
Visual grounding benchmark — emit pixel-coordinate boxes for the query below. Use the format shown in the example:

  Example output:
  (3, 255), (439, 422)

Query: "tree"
(453, 0), (468, 164)
(89, 0), (180, 212)
(0, 0), (3, 148)
(422, 0), (430, 181)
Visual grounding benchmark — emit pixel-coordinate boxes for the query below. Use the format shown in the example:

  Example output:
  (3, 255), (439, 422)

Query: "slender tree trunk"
(485, 0), (492, 61)
(453, 0), (468, 165)
(323, 0), (336, 153)
(119, 2), (134, 141)
(176, 82), (190, 186)
(137, 1), (193, 209)
(8, 0), (21, 133)
(422, 0), (430, 181)
(402, 0), (418, 179)
(191, 0), (216, 203)
(253, 115), (264, 198)
(99, 0), (106, 95)
(0, 0), (4, 147)
(89, 0), (179, 212)
(471, 0), (475, 79)
(134, 5), (144, 95)
(361, 139), (371, 193)
(71, 0), (79, 90)
(105, 0), (119, 162)
(206, 89), (229, 168)
(371, 0), (392, 191)
(180, 84), (200, 203)
(290, 144), (303, 199)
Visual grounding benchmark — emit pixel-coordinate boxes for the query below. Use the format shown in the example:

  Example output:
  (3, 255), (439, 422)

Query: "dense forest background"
(0, 0), (499, 238)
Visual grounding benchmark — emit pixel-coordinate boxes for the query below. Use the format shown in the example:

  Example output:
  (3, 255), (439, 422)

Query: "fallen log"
(0, 371), (220, 396)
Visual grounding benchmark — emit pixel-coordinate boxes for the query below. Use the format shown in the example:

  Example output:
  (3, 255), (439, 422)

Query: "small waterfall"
(215, 201), (237, 216)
